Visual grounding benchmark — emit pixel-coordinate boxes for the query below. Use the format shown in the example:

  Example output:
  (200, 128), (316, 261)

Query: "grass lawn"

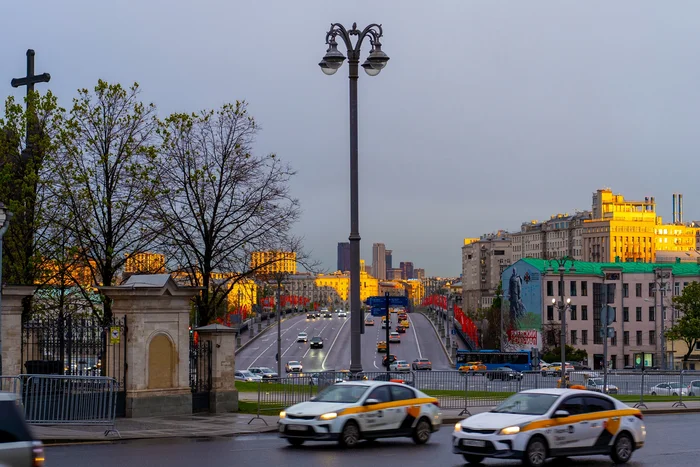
(236, 381), (318, 394)
(237, 400), (283, 416)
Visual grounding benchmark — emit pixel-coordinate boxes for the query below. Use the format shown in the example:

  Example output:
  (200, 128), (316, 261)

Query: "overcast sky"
(3, 1), (700, 277)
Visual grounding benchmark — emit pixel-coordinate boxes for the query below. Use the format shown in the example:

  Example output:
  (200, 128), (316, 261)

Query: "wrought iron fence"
(189, 337), (212, 413)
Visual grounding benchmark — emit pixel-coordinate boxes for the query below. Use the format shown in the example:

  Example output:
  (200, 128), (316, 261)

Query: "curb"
(417, 311), (454, 366)
(235, 313), (302, 355)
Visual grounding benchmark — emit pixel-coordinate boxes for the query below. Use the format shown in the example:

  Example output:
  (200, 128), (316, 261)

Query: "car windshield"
(260, 367), (274, 373)
(313, 384), (369, 403)
(288, 361), (300, 365)
(590, 378), (603, 385)
(669, 382), (683, 388)
(239, 371), (253, 376)
(397, 360), (407, 364)
(312, 337), (321, 342)
(491, 393), (560, 415)
(299, 333), (307, 336)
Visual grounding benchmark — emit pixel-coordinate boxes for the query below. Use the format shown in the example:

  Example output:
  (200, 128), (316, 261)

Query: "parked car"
(235, 370), (262, 382)
(249, 367), (279, 380)
(487, 367), (523, 381)
(389, 331), (401, 343)
(395, 325), (406, 333)
(376, 341), (387, 352)
(309, 336), (323, 349)
(649, 382), (688, 396)
(382, 354), (398, 368)
(285, 361), (303, 373)
(337, 310), (348, 318)
(364, 317), (374, 326)
(585, 377), (619, 394)
(411, 358), (432, 371)
(297, 332), (308, 343)
(687, 380), (700, 396)
(0, 392), (45, 467)
(389, 360), (411, 372)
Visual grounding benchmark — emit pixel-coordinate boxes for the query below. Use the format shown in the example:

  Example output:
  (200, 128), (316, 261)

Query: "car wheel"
(339, 420), (361, 448)
(523, 436), (548, 467)
(610, 432), (634, 464)
(690, 392), (695, 397)
(462, 454), (484, 464)
(287, 438), (305, 446)
(673, 392), (678, 396)
(412, 417), (432, 444)
(651, 392), (657, 396)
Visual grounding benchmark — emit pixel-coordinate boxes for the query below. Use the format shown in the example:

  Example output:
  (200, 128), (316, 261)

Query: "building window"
(649, 330), (656, 345)
(582, 330), (588, 345)
(635, 283), (642, 297)
(675, 282), (680, 296)
(557, 280), (563, 297)
(636, 307), (642, 322)
(636, 331), (642, 346)
(624, 355), (630, 367)
(570, 281), (577, 297)
(547, 281), (553, 296)
(610, 355), (617, 369)
(571, 330), (577, 345)
(547, 305), (554, 321)
(623, 283), (629, 298)
(581, 281), (588, 296)
(623, 307), (629, 322)
(648, 306), (655, 321)
(623, 331), (630, 345)
(611, 332), (617, 346)
(582, 305), (588, 320)
(570, 305), (577, 320)
(648, 283), (654, 297)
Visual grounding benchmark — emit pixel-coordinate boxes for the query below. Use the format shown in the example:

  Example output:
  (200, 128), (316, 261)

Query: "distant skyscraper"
(372, 243), (386, 280)
(413, 268), (425, 280)
(400, 261), (414, 280)
(385, 250), (392, 278)
(337, 242), (351, 272)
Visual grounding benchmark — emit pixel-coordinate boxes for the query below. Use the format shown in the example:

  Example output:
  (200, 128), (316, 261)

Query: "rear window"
(0, 400), (33, 443)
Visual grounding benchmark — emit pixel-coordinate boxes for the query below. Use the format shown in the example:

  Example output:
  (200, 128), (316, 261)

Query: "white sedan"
(337, 310), (348, 317)
(649, 382), (688, 396)
(278, 381), (442, 447)
(297, 332), (308, 343)
(235, 370), (262, 382)
(453, 388), (646, 466)
(285, 361), (303, 373)
(389, 360), (410, 372)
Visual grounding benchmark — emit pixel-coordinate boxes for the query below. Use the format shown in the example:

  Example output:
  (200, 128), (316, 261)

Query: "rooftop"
(521, 257), (700, 277)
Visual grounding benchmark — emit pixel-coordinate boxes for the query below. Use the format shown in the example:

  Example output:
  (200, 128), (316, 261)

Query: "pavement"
(33, 400), (700, 445)
(42, 414), (700, 466)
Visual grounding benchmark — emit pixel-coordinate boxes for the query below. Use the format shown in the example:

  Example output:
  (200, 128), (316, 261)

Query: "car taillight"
(33, 445), (45, 466)
(432, 401), (440, 407)
(634, 413), (643, 420)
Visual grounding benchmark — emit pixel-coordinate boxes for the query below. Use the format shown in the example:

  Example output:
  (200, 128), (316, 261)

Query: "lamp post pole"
(0, 205), (12, 376)
(547, 257), (575, 382)
(319, 22), (389, 374)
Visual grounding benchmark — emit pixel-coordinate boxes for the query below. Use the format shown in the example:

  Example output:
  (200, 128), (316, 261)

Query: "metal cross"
(11, 49), (51, 97)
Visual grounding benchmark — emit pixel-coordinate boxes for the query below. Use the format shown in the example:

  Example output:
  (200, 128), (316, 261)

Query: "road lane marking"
(246, 315), (306, 369)
(408, 315), (422, 358)
(281, 323), (312, 357)
(321, 313), (351, 370)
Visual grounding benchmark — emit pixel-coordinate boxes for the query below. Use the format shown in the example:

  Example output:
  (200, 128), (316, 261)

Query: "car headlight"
(319, 412), (338, 421)
(499, 426), (521, 435)
(279, 411), (286, 419)
(454, 422), (462, 431)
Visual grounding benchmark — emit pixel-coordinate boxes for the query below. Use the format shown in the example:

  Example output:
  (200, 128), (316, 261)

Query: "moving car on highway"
(412, 358), (432, 371)
(364, 317), (374, 326)
(585, 377), (618, 394)
(486, 367), (523, 381)
(337, 310), (348, 317)
(310, 336), (324, 349)
(389, 331), (401, 343)
(459, 362), (487, 375)
(0, 392), (45, 467)
(297, 332), (308, 343)
(279, 381), (442, 447)
(235, 370), (263, 382)
(249, 367), (279, 380)
(395, 325), (406, 333)
(382, 354), (397, 368)
(400, 319), (410, 328)
(389, 360), (410, 372)
(649, 382), (688, 396)
(285, 361), (303, 373)
(376, 341), (387, 352)
(687, 380), (700, 396)
(453, 388), (646, 466)
(307, 313), (315, 319)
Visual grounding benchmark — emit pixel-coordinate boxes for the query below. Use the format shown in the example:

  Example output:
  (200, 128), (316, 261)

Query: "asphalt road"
(235, 311), (453, 374)
(45, 413), (700, 466)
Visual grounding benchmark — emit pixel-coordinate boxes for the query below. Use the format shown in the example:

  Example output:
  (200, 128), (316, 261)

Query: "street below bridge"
(45, 413), (700, 466)
(235, 311), (453, 374)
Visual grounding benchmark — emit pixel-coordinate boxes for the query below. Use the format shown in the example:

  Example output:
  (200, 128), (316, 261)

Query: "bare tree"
(53, 81), (160, 322)
(152, 102), (306, 326)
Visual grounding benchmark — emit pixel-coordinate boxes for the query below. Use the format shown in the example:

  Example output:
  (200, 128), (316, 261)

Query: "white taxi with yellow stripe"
(453, 388), (646, 467)
(278, 380), (442, 447)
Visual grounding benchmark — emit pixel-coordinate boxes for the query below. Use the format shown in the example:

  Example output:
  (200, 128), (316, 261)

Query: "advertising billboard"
(501, 260), (543, 351)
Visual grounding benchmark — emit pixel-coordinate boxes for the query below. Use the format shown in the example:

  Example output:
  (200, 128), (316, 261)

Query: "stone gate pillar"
(195, 323), (238, 413)
(100, 274), (201, 418)
(1, 286), (36, 376)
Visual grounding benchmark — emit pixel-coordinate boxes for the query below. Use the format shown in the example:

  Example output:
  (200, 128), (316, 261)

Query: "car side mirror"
(364, 398), (380, 406)
(552, 410), (570, 419)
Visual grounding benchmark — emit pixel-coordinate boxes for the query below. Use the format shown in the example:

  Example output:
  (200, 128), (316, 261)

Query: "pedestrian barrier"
(248, 375), (316, 425)
(19, 374), (120, 437)
(1, 375), (22, 396)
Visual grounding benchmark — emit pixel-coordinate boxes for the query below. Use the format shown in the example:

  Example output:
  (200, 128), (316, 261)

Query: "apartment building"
(461, 233), (512, 312)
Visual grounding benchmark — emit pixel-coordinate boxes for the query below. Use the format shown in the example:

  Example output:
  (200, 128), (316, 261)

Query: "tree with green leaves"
(542, 345), (588, 364)
(666, 281), (700, 363)
(151, 101), (304, 327)
(52, 81), (160, 322)
(0, 91), (65, 319)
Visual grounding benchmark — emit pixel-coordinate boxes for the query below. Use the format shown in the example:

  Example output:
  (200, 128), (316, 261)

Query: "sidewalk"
(34, 401), (700, 444)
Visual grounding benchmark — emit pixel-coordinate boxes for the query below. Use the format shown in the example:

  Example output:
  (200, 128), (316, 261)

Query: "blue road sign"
(365, 296), (409, 307)
(451, 329), (456, 335)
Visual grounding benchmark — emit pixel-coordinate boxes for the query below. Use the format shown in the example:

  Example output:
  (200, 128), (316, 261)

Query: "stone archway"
(148, 334), (175, 389)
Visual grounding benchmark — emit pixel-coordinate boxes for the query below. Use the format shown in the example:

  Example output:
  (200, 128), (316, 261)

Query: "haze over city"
(3, 1), (700, 276)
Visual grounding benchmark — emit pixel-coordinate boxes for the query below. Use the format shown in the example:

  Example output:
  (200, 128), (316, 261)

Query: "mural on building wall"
(501, 261), (542, 351)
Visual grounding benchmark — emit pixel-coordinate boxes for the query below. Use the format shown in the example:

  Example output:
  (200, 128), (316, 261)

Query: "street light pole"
(0, 205), (12, 376)
(320, 22), (390, 374)
(547, 257), (575, 382)
(276, 278), (282, 377)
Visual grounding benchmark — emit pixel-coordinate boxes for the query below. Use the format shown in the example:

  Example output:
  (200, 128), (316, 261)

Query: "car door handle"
(580, 421), (589, 425)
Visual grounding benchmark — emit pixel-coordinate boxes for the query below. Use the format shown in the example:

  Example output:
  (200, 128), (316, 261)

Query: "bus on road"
(456, 349), (533, 372)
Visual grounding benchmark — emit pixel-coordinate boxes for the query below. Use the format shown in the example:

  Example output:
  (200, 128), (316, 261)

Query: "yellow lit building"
(655, 224), (699, 252)
(313, 260), (378, 303)
(38, 256), (98, 287)
(124, 252), (166, 274)
(227, 279), (259, 313)
(251, 251), (297, 275)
